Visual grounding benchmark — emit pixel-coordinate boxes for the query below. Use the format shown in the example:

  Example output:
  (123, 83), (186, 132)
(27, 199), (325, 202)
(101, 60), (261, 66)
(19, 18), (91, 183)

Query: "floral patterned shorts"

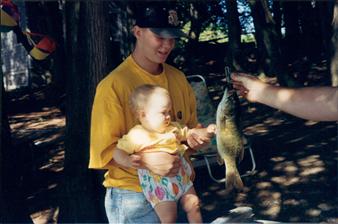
(138, 156), (193, 207)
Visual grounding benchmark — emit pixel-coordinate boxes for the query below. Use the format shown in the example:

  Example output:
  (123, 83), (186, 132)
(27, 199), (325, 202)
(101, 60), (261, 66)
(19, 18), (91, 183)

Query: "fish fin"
(238, 148), (244, 163)
(216, 154), (224, 165)
(238, 136), (248, 163)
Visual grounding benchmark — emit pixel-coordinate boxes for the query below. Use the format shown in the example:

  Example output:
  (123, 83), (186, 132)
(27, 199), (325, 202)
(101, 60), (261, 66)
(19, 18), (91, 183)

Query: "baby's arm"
(187, 124), (216, 150)
(189, 124), (216, 136)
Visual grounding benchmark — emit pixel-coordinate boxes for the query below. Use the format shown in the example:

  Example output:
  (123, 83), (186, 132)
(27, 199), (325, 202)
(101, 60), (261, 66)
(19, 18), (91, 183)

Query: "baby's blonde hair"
(130, 84), (170, 114)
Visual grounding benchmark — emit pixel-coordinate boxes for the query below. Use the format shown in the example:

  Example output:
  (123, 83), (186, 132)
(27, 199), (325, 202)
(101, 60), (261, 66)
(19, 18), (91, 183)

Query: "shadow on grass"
(190, 103), (337, 223)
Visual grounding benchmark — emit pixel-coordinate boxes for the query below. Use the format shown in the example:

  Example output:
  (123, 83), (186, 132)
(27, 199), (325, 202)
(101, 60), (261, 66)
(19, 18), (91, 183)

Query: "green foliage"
(182, 21), (255, 44)
(241, 33), (255, 43)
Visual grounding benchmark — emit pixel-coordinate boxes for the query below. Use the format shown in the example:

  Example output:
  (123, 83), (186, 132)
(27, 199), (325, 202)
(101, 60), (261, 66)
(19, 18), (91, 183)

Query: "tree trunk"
(282, 1), (301, 62)
(44, 2), (67, 100)
(249, 0), (297, 86)
(298, 2), (322, 62)
(226, 0), (242, 71)
(184, 1), (209, 73)
(331, 3), (338, 87)
(111, 1), (134, 61)
(188, 2), (206, 44)
(272, 1), (282, 38)
(1, 84), (31, 222)
(318, 1), (335, 66)
(58, 1), (111, 222)
(25, 2), (45, 32)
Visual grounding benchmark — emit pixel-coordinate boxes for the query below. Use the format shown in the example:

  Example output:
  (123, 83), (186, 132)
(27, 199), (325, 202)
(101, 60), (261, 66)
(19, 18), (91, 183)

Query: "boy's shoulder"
(96, 58), (137, 93)
(164, 63), (185, 77)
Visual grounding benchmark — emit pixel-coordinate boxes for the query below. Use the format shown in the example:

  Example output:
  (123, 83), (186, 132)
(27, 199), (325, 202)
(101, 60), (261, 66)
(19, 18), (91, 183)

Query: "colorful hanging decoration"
(1, 0), (57, 60)
(24, 32), (57, 60)
(0, 0), (20, 32)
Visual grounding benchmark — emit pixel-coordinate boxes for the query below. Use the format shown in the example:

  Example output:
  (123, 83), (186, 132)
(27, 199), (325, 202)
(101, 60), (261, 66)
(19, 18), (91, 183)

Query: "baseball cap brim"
(150, 28), (188, 38)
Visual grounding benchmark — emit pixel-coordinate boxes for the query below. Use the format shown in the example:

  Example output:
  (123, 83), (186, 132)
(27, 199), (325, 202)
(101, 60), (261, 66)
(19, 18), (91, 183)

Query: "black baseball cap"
(134, 4), (187, 38)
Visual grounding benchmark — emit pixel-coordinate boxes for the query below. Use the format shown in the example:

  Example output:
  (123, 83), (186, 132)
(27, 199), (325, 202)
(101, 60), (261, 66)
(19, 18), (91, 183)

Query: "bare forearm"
(113, 148), (133, 168)
(258, 86), (338, 121)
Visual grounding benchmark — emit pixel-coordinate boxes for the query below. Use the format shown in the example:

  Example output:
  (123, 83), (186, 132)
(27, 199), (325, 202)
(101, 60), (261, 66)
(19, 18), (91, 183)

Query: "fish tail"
(225, 160), (244, 191)
(225, 170), (244, 191)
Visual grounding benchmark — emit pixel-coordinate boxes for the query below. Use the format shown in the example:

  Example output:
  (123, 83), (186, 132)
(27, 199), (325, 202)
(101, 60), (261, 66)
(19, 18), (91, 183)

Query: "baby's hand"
(187, 123), (216, 150)
(206, 124), (216, 136)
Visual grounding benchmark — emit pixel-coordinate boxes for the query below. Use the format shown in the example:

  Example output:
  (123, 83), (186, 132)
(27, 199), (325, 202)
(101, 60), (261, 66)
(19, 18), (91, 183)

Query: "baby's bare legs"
(154, 201), (177, 223)
(181, 187), (202, 223)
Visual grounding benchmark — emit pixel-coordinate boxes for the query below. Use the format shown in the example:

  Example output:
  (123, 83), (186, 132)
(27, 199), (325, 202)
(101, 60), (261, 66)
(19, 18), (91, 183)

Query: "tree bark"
(111, 1), (135, 61)
(58, 1), (111, 222)
(226, 0), (242, 71)
(272, 1), (282, 38)
(282, 1), (301, 62)
(249, 0), (297, 86)
(298, 2), (322, 62)
(331, 3), (338, 87)
(44, 1), (67, 99)
(188, 2), (207, 44)
(318, 1), (335, 66)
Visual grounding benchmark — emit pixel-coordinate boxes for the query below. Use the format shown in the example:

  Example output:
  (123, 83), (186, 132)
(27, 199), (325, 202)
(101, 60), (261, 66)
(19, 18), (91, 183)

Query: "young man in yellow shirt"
(89, 3), (214, 223)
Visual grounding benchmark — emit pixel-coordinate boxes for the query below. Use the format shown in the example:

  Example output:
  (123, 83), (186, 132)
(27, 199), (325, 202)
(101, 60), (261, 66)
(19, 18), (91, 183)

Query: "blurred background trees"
(1, 0), (337, 222)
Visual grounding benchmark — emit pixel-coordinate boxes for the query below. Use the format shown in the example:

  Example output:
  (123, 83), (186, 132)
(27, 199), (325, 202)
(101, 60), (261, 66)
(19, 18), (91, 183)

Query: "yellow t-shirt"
(117, 122), (189, 155)
(89, 55), (198, 192)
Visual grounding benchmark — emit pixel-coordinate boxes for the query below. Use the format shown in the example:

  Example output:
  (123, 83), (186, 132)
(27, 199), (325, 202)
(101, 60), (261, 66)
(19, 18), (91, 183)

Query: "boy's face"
(139, 93), (172, 133)
(134, 27), (176, 64)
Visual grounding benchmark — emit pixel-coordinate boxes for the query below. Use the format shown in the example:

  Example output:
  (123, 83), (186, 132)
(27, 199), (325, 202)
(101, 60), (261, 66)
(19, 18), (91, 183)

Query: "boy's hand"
(129, 154), (142, 169)
(136, 152), (181, 177)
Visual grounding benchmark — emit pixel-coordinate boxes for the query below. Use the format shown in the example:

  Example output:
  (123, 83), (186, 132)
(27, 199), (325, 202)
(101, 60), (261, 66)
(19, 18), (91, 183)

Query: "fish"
(216, 67), (244, 191)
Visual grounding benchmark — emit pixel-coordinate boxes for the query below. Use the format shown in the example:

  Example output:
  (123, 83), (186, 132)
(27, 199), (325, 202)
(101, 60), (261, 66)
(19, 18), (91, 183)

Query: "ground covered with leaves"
(7, 66), (338, 223)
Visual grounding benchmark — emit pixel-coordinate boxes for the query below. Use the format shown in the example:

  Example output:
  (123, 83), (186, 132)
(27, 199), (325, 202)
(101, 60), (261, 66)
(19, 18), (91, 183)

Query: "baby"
(113, 84), (215, 223)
